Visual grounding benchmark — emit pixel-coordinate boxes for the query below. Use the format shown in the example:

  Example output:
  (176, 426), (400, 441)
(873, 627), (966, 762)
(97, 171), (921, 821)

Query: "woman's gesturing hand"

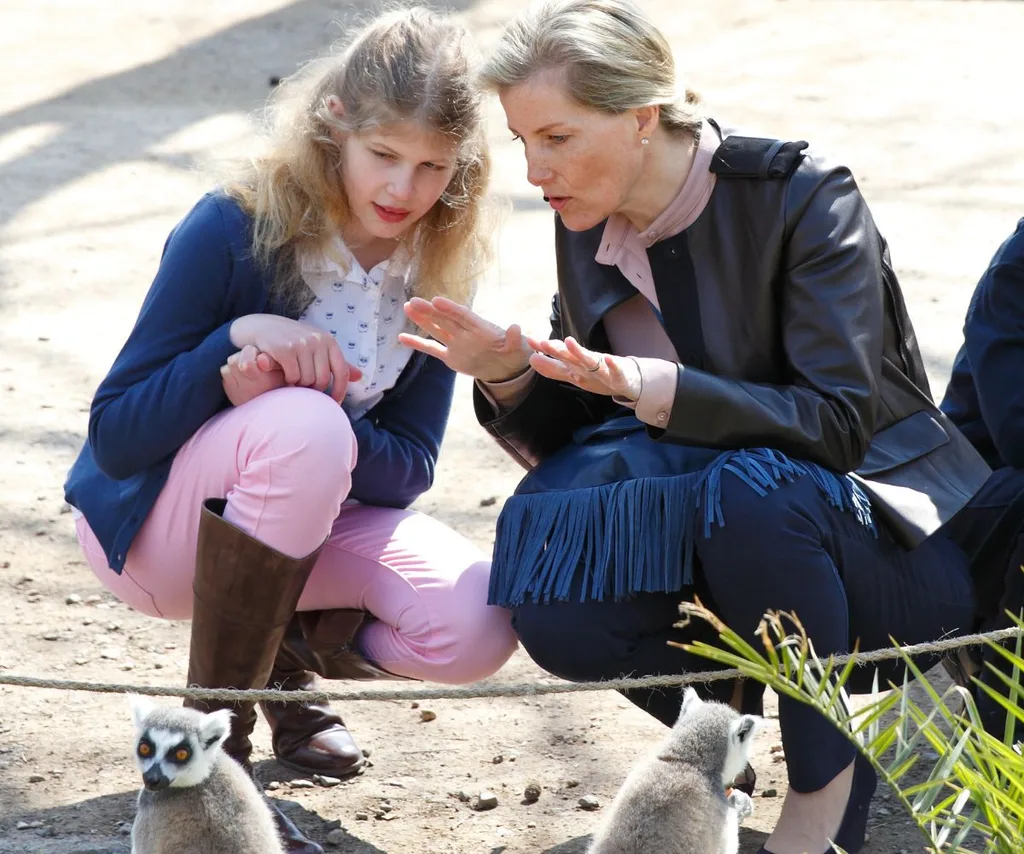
(400, 296), (534, 382)
(527, 335), (642, 400)
(229, 314), (360, 402)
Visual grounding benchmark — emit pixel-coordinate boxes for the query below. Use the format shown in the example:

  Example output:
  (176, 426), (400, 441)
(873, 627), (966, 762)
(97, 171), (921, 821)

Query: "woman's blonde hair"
(479, 0), (701, 136)
(224, 5), (491, 308)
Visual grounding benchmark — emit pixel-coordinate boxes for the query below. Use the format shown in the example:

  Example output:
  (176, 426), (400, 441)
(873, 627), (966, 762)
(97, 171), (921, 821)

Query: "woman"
(64, 9), (517, 852)
(401, 1), (992, 852)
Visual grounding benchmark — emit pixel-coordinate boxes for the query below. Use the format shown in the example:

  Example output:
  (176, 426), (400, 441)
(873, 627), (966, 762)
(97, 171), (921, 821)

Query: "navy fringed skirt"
(487, 426), (875, 608)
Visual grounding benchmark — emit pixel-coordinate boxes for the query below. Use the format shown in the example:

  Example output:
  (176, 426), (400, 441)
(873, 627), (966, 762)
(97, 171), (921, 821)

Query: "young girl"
(64, 9), (517, 852)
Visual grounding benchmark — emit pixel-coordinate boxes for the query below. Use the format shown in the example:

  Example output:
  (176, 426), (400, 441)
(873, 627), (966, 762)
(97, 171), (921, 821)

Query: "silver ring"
(586, 362), (601, 372)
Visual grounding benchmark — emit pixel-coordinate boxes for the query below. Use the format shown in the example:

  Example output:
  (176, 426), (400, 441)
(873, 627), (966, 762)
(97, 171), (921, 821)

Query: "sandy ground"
(1, 0), (1023, 851)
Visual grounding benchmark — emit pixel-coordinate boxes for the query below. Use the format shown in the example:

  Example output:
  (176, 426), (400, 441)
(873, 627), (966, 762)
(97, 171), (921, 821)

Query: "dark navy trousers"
(511, 472), (978, 793)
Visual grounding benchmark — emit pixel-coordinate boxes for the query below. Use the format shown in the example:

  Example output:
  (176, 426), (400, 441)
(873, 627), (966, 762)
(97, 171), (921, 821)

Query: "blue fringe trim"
(488, 448), (875, 608)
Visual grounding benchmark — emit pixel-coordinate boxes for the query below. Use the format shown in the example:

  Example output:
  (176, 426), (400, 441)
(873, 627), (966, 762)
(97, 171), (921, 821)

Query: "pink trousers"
(76, 387), (517, 683)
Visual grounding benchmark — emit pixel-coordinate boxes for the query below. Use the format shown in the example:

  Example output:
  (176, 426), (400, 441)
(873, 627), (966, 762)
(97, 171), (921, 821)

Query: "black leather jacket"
(475, 128), (991, 547)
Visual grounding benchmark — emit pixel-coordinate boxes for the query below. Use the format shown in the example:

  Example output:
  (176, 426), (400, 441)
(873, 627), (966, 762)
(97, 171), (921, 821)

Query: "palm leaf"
(675, 599), (1024, 852)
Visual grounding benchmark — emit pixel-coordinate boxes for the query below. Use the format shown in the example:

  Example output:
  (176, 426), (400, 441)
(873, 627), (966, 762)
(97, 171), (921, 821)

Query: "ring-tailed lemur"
(588, 686), (760, 854)
(128, 696), (285, 854)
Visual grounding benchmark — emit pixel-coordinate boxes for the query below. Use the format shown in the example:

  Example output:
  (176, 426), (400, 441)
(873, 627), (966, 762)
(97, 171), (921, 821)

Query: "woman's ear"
(635, 104), (659, 140)
(325, 95), (345, 120)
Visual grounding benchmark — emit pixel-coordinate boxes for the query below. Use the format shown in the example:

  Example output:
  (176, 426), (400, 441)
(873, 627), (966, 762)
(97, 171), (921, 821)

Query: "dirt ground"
(2, 0), (1023, 851)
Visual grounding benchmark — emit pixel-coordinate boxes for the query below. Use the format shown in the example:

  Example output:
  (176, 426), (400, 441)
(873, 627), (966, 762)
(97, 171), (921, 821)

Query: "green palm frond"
(672, 599), (1024, 853)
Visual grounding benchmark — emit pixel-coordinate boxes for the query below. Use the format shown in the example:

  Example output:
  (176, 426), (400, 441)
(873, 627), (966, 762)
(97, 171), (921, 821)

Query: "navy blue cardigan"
(942, 217), (1024, 470)
(64, 193), (455, 572)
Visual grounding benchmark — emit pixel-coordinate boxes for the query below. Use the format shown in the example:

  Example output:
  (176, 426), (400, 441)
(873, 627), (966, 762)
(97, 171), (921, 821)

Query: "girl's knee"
(257, 387), (355, 452)
(433, 604), (519, 683)
(381, 606), (516, 684)
(242, 387), (357, 491)
(370, 559), (517, 684)
(428, 561), (518, 682)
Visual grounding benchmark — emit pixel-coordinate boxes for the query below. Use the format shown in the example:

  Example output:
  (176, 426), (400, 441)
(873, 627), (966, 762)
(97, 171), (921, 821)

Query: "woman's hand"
(229, 314), (357, 402)
(527, 336), (642, 400)
(400, 296), (534, 382)
(220, 345), (288, 407)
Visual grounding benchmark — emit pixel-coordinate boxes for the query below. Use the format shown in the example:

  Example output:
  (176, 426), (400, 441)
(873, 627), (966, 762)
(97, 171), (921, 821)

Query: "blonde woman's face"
(499, 70), (646, 232)
(340, 121), (458, 248)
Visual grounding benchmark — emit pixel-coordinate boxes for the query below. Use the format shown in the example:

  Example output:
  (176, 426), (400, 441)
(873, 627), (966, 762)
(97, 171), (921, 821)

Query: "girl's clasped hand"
(220, 314), (362, 407)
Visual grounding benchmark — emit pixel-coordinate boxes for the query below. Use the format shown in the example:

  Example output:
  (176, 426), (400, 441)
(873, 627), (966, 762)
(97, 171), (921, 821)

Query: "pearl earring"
(641, 137), (650, 146)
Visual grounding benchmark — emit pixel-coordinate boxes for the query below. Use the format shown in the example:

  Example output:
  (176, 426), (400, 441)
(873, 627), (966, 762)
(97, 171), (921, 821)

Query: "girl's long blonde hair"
(224, 6), (492, 308)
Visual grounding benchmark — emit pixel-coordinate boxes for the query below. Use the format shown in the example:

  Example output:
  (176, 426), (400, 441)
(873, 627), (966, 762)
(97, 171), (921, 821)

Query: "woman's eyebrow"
(508, 122), (569, 136)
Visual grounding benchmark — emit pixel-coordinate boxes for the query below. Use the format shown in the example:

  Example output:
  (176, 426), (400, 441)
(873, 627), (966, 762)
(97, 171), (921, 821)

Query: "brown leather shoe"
(262, 609), (410, 777)
(261, 662), (365, 778)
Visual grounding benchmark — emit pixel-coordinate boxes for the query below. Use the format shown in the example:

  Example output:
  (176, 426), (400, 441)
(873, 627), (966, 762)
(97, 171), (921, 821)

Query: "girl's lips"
(373, 202), (411, 224)
(547, 196), (569, 212)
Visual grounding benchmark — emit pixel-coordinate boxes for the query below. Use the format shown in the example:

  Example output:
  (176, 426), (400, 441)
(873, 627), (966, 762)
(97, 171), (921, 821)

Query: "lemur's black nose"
(142, 767), (170, 790)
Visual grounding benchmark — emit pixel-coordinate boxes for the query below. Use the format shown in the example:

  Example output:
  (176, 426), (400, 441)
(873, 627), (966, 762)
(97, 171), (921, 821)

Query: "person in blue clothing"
(943, 219), (1024, 472)
(63, 9), (517, 852)
(940, 217), (1024, 740)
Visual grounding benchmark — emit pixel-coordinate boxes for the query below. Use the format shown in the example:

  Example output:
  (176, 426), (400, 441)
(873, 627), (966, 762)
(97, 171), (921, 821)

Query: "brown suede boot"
(183, 498), (325, 854)
(261, 609), (409, 778)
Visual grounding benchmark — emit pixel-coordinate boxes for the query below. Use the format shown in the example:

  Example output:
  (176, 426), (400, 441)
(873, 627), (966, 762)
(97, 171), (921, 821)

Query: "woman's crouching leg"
(510, 579), (733, 727)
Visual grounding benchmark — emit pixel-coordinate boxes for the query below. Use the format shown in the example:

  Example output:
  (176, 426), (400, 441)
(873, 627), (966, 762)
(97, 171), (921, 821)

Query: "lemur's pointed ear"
(676, 686), (703, 724)
(730, 714), (760, 745)
(199, 709), (233, 750)
(128, 694), (155, 730)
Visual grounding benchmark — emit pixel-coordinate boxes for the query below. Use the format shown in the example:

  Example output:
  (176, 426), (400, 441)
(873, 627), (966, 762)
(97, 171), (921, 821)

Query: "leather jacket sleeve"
(473, 294), (620, 469)
(658, 167), (884, 473)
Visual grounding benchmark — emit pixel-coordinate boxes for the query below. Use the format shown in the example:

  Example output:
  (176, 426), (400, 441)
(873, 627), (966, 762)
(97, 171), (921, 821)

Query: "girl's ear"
(326, 95), (345, 120)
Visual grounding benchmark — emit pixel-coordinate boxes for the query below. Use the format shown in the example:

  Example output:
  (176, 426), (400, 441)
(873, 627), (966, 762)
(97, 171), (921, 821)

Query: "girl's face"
(499, 69), (648, 232)
(340, 120), (458, 253)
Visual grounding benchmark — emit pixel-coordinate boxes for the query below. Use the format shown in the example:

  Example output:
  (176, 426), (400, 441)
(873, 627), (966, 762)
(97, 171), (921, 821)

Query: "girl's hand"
(220, 345), (288, 407)
(229, 314), (357, 402)
(526, 336), (642, 400)
(400, 296), (535, 383)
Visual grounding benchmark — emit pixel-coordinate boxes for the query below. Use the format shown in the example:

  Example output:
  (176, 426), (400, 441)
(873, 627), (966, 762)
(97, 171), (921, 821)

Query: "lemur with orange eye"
(128, 696), (284, 853)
